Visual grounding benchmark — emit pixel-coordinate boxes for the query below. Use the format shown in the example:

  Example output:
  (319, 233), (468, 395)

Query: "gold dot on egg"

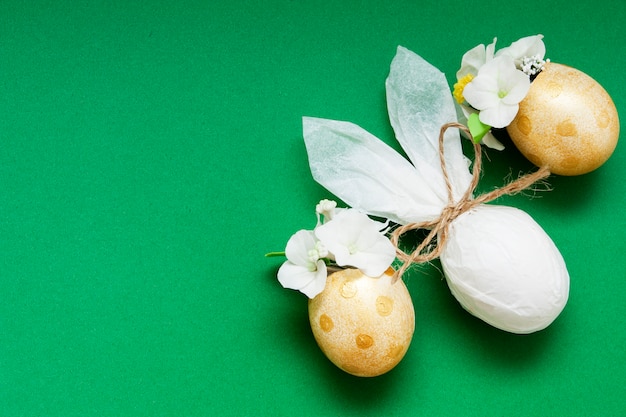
(319, 314), (334, 332)
(387, 344), (404, 359)
(375, 296), (393, 316)
(507, 62), (619, 176)
(355, 334), (374, 349)
(517, 115), (532, 135)
(308, 268), (415, 377)
(545, 80), (563, 98)
(340, 281), (357, 298)
(556, 120), (577, 137)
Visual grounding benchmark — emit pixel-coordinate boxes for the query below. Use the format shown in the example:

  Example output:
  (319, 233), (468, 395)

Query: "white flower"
(462, 55), (530, 128)
(496, 34), (545, 69)
(456, 38), (497, 80)
(277, 230), (328, 298)
(314, 210), (395, 277)
(276, 200), (397, 298)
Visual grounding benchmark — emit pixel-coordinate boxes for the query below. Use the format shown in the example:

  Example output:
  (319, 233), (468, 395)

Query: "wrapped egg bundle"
(304, 47), (570, 336)
(507, 63), (619, 176)
(308, 268), (415, 377)
(276, 43), (596, 377)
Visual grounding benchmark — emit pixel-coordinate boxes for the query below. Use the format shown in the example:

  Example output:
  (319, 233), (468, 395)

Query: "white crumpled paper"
(303, 46), (569, 333)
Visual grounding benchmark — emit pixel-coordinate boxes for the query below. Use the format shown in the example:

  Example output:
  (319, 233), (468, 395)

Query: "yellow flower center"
(453, 73), (474, 104)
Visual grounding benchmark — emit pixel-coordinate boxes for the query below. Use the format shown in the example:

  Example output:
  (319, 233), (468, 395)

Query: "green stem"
(265, 251), (286, 258)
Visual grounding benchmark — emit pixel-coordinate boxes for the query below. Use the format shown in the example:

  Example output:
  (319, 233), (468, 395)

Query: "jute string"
(389, 122), (551, 281)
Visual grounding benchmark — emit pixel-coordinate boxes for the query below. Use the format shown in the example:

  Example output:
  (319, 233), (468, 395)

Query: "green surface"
(1, 1), (625, 415)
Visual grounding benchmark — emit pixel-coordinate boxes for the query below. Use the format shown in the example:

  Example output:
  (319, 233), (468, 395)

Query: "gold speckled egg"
(308, 267), (414, 377)
(507, 62), (619, 176)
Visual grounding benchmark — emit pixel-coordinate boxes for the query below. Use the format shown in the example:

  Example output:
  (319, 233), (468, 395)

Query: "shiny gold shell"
(308, 268), (415, 377)
(507, 62), (619, 176)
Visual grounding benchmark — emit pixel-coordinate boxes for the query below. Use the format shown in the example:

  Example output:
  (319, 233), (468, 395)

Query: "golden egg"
(308, 267), (414, 377)
(507, 62), (619, 176)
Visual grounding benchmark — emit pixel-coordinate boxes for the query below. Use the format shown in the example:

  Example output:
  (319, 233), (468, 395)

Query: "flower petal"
(277, 261), (314, 289)
(298, 261), (328, 298)
(456, 43), (486, 80)
(496, 34), (545, 67)
(284, 229), (317, 266)
(479, 102), (519, 128)
(462, 76), (500, 110)
(501, 71), (530, 104)
(485, 37), (497, 61)
(349, 239), (396, 277)
(277, 260), (328, 298)
(481, 131), (505, 151)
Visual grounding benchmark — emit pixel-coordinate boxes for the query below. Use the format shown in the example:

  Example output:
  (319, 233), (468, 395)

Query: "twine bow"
(389, 122), (551, 281)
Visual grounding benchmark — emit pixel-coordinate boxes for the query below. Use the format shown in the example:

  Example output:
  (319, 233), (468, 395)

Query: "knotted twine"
(389, 122), (551, 281)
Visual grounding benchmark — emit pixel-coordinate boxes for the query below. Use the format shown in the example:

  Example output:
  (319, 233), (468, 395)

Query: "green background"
(1, 1), (624, 415)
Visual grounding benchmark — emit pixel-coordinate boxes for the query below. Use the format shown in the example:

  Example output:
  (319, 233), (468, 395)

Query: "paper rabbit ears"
(303, 46), (474, 225)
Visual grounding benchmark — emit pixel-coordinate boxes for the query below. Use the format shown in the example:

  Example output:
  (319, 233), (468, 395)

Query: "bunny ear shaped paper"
(385, 46), (473, 202)
(304, 46), (472, 225)
(303, 117), (444, 225)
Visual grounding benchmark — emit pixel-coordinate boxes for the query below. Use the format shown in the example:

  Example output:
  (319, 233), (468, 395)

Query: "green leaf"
(467, 112), (491, 143)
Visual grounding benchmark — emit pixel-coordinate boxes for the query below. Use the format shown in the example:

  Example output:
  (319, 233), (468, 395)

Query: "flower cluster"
(275, 199), (396, 298)
(453, 35), (548, 149)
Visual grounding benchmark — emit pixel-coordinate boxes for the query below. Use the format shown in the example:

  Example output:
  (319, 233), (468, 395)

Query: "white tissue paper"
(441, 205), (569, 333)
(303, 46), (569, 333)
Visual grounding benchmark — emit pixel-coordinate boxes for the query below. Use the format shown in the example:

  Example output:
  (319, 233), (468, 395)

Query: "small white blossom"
(277, 230), (328, 298)
(276, 203), (396, 298)
(462, 55), (530, 128)
(314, 209), (395, 277)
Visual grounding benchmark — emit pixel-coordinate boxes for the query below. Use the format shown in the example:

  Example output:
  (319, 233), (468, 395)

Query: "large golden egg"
(308, 268), (414, 377)
(507, 63), (619, 176)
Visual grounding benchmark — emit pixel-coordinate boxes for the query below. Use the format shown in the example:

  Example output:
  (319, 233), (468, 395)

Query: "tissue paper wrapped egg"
(440, 204), (569, 333)
(308, 267), (414, 377)
(507, 62), (619, 176)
